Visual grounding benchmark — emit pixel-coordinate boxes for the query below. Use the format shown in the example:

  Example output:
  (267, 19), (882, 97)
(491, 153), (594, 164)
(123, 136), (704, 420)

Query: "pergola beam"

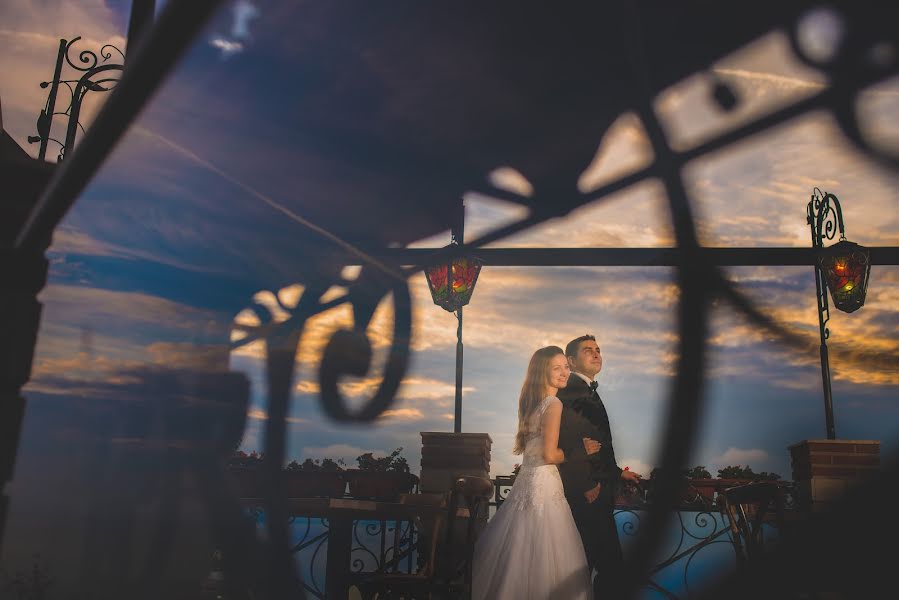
(356, 246), (899, 267)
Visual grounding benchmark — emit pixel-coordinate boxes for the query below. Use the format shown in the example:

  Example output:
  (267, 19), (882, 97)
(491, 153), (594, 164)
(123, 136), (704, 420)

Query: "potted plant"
(226, 451), (348, 498)
(285, 458), (347, 498)
(713, 465), (782, 513)
(644, 466), (715, 508)
(684, 465), (716, 504)
(346, 447), (420, 500)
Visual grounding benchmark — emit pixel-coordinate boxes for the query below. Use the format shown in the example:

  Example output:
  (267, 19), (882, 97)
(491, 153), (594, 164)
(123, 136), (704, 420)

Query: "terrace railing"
(491, 476), (798, 600)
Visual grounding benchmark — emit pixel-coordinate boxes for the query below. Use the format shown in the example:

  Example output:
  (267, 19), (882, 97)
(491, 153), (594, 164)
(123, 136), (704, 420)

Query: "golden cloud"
(378, 408), (425, 421)
(247, 408), (308, 424)
(490, 179), (674, 249)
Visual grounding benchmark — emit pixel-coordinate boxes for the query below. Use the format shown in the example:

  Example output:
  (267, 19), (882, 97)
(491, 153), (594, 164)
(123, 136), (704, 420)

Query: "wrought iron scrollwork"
(220, 269), (413, 597)
(809, 188), (845, 247)
(285, 516), (330, 599)
(9, 2), (895, 597)
(64, 39), (125, 72)
(318, 267), (413, 423)
(617, 509), (642, 538)
(29, 36), (124, 161)
(350, 520), (386, 573)
(809, 188), (838, 341)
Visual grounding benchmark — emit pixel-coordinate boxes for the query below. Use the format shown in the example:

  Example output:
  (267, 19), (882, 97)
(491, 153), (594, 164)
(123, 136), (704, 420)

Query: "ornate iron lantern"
(806, 188), (873, 440)
(423, 210), (482, 433)
(819, 239), (871, 314)
(424, 248), (482, 313)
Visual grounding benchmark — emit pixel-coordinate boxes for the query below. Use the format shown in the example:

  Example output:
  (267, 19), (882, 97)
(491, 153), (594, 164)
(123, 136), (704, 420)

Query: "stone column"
(789, 439), (880, 512)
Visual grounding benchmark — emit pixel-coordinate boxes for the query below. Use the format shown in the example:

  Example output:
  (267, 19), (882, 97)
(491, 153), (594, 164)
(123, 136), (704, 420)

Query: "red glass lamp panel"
(819, 240), (871, 314)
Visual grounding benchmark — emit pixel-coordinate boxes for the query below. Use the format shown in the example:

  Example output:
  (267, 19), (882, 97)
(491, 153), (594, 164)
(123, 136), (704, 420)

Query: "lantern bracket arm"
(809, 188), (847, 246)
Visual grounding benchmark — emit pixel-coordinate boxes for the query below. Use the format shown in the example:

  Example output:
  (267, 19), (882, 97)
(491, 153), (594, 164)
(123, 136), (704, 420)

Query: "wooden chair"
(720, 481), (785, 564)
(355, 476), (493, 600)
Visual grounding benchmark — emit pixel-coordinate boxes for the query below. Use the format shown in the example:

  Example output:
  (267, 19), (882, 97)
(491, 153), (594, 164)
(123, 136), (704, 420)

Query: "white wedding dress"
(472, 396), (592, 600)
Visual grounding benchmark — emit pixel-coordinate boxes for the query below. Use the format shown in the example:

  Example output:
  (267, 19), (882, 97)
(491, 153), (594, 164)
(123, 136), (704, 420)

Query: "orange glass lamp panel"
(820, 240), (871, 314)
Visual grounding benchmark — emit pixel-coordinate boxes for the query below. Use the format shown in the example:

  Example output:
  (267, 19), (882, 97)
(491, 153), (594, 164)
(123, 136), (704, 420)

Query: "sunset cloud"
(378, 408), (425, 421)
(247, 408), (308, 424)
(713, 447), (770, 468)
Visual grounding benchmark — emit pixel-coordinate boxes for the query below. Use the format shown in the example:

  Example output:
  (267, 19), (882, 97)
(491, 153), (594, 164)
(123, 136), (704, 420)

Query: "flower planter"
(227, 467), (347, 498)
(286, 471), (346, 498)
(345, 470), (419, 500)
(227, 466), (261, 498)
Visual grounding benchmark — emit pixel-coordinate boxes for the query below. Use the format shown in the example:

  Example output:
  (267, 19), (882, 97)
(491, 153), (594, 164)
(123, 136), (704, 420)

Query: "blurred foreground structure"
(2, 1), (898, 598)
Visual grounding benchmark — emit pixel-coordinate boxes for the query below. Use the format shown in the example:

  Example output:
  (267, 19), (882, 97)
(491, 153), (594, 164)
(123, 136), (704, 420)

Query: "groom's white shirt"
(572, 371), (595, 388)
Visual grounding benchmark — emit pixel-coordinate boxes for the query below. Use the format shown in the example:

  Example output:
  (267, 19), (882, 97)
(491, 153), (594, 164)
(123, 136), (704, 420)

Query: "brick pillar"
(789, 439), (880, 512)
(419, 432), (491, 493)
(419, 432), (492, 578)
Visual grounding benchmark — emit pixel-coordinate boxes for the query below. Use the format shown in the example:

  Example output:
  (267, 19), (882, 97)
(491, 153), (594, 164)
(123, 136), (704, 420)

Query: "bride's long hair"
(513, 346), (564, 455)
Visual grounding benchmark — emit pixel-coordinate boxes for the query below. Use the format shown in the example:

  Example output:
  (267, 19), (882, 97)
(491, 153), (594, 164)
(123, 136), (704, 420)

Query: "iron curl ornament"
(220, 268), (413, 598)
(28, 36), (125, 162)
(318, 267), (413, 423)
(788, 8), (899, 172)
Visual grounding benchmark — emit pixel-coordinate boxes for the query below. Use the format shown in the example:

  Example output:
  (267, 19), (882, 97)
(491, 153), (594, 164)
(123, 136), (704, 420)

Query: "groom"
(557, 334), (641, 599)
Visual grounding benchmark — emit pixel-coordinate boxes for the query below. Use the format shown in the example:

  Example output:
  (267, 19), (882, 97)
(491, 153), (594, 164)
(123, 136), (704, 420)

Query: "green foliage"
(647, 466), (702, 481)
(286, 457), (346, 472)
(646, 465), (780, 481)
(684, 465), (712, 479)
(232, 451), (347, 472)
(716, 465), (781, 481)
(355, 447), (410, 473)
(320, 458), (346, 471)
(228, 450), (264, 467)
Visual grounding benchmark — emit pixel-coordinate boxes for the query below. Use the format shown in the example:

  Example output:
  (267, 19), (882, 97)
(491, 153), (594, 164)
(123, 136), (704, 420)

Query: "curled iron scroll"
(788, 9), (899, 170)
(63, 36), (125, 72)
(318, 268), (412, 422)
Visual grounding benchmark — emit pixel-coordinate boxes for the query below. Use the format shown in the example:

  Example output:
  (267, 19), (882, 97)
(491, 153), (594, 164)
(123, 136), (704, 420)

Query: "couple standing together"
(472, 335), (643, 600)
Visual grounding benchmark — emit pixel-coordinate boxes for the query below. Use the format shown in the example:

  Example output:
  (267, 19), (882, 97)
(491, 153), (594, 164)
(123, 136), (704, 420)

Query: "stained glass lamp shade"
(819, 239), (871, 314)
(425, 254), (483, 313)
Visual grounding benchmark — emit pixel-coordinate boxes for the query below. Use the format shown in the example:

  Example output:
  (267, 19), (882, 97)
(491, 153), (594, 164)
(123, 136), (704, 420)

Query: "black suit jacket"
(557, 373), (622, 505)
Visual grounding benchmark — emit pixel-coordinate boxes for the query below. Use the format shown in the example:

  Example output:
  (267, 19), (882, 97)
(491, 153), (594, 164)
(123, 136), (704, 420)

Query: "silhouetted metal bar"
(808, 191), (844, 440)
(36, 39), (67, 161)
(354, 246), (899, 267)
(454, 308), (463, 433)
(453, 202), (466, 433)
(15, 0), (225, 252)
(126, 0), (156, 66)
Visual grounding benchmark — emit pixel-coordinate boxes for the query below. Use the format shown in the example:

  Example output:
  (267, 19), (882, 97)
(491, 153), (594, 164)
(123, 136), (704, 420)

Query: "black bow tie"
(589, 381), (598, 392)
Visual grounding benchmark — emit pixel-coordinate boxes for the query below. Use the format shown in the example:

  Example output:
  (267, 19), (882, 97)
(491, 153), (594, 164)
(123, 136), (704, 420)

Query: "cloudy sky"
(3, 0), (898, 517)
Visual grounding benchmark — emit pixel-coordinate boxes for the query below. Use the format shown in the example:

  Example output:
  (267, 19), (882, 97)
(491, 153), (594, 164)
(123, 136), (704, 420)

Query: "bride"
(472, 346), (600, 600)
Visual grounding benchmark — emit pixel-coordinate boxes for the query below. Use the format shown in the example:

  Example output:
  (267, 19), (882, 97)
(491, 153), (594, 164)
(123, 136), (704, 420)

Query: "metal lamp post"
(423, 204), (482, 433)
(807, 188), (871, 440)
